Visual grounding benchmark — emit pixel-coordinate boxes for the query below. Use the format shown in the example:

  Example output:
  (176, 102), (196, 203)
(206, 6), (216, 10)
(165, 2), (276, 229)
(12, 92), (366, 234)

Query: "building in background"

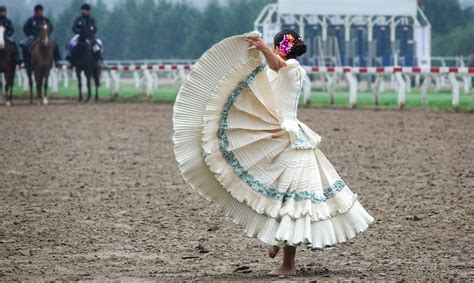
(255, 0), (432, 68)
(458, 0), (474, 9)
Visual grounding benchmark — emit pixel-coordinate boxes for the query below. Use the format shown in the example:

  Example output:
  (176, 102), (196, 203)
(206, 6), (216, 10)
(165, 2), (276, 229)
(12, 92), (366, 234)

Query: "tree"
(423, 0), (467, 35)
(48, 0), (277, 59)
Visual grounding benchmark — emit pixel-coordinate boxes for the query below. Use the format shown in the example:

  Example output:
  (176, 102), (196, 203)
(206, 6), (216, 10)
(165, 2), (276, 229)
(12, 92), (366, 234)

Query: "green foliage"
(422, 0), (474, 55)
(423, 0), (467, 35)
(47, 0), (272, 59)
(432, 24), (474, 56)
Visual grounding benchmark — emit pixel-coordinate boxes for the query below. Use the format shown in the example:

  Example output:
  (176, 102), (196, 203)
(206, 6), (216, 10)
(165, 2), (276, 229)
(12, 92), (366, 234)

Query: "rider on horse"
(66, 3), (104, 66)
(19, 4), (61, 67)
(0, 5), (21, 65)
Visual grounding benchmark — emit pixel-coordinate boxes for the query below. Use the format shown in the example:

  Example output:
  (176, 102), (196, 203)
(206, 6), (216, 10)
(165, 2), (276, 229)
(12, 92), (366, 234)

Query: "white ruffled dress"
(173, 32), (375, 250)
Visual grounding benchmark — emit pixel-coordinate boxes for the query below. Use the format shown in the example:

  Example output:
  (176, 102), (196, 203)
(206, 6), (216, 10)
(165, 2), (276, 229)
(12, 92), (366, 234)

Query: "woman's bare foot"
(268, 245), (297, 277)
(268, 245), (280, 258)
(268, 265), (296, 277)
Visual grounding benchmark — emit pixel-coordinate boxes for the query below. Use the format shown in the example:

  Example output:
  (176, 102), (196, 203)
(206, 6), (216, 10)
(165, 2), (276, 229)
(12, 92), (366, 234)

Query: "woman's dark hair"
(273, 29), (307, 59)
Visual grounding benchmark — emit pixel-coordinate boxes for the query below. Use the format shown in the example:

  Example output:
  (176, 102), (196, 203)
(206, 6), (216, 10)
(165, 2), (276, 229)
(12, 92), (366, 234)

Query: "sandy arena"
(0, 103), (473, 281)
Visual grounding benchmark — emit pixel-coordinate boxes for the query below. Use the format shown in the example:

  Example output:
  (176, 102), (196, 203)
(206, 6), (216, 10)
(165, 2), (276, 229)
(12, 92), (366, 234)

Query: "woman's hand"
(244, 36), (268, 52)
(245, 35), (287, 72)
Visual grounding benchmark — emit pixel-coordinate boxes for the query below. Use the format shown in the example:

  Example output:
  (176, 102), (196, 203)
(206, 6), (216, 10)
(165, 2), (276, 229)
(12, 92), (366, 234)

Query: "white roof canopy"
(278, 0), (417, 17)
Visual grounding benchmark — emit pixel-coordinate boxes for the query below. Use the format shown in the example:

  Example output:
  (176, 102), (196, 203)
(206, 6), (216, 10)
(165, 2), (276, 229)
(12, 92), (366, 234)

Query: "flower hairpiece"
(277, 34), (296, 58)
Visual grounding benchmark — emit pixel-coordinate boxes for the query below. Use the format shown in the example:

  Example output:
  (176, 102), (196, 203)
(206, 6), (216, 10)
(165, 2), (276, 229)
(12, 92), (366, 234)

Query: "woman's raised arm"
(244, 36), (287, 72)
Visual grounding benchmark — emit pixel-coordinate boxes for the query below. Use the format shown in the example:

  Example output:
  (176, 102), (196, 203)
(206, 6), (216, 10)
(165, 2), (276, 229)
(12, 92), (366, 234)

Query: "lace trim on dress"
(291, 126), (317, 150)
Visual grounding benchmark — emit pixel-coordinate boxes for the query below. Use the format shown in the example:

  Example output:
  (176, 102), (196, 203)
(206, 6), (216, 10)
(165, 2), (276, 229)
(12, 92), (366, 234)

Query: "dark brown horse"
(0, 26), (17, 106)
(27, 23), (55, 105)
(71, 23), (101, 102)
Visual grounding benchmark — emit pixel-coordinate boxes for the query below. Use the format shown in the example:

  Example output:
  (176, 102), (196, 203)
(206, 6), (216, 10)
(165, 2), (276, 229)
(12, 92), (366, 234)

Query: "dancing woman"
(173, 30), (375, 277)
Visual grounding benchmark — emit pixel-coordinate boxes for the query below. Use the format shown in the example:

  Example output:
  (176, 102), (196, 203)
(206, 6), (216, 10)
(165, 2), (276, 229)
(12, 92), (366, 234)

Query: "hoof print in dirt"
(207, 225), (219, 232)
(406, 215), (422, 221)
(182, 255), (200, 259)
(233, 265), (251, 273)
(195, 244), (209, 253)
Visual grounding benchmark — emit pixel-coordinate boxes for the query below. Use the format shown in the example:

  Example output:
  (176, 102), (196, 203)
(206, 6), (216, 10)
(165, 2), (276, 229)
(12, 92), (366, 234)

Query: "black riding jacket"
(72, 15), (97, 35)
(23, 16), (53, 37)
(0, 16), (14, 37)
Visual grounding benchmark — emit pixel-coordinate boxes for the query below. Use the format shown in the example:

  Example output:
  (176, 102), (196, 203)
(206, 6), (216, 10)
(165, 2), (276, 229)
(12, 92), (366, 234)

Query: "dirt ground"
(0, 102), (473, 281)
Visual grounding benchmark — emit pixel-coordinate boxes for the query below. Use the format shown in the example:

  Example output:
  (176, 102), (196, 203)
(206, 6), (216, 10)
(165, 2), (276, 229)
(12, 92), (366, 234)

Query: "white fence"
(12, 64), (474, 110)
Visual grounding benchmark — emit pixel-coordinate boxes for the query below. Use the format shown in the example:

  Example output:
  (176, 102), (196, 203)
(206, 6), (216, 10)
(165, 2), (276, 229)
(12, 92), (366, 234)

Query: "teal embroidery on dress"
(217, 64), (345, 204)
(291, 126), (316, 150)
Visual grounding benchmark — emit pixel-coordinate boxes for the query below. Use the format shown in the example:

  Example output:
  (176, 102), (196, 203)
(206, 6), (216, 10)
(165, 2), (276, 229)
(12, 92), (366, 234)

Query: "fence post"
(372, 74), (382, 106)
(63, 69), (69, 88)
(415, 74), (421, 88)
(16, 69), (22, 87)
(303, 73), (311, 105)
(440, 75), (446, 89)
(345, 72), (358, 108)
(404, 74), (411, 93)
(434, 76), (441, 92)
(448, 73), (460, 111)
(420, 75), (432, 107)
(22, 69), (29, 92)
(462, 76), (470, 94)
(143, 69), (153, 96)
(109, 70), (120, 97)
(152, 72), (159, 90)
(133, 71), (140, 89)
(326, 74), (336, 105)
(50, 68), (59, 94)
(394, 72), (406, 109)
(390, 74), (396, 91)
(102, 71), (110, 89)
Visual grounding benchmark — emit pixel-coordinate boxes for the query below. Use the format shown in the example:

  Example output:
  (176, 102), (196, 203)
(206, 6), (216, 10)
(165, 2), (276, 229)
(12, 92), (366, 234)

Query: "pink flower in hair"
(277, 34), (295, 58)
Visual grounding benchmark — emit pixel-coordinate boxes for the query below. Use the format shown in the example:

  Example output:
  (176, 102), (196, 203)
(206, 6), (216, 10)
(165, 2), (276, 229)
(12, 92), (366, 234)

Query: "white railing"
(13, 64), (473, 110)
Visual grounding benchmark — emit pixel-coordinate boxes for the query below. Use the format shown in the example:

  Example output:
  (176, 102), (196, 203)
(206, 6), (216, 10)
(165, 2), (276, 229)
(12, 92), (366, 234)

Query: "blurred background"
(4, 0), (473, 60)
(2, 0), (474, 111)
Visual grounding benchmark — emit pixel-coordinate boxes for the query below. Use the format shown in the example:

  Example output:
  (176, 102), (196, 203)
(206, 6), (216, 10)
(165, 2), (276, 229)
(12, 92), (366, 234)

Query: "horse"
(0, 26), (17, 107)
(71, 23), (101, 102)
(27, 23), (55, 105)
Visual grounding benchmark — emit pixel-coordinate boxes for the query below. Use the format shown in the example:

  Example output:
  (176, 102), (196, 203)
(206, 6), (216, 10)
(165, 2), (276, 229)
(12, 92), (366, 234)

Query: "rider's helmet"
(0, 5), (7, 13)
(81, 3), (91, 11)
(34, 4), (44, 12)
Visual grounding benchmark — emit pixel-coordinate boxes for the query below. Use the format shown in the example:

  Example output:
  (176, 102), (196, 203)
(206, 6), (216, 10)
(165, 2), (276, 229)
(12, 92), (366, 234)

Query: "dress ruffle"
(173, 32), (375, 250)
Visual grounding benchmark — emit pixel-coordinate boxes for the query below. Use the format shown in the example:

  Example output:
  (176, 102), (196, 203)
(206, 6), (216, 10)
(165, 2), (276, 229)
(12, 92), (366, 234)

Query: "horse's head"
(79, 23), (94, 43)
(39, 23), (51, 45)
(0, 26), (5, 49)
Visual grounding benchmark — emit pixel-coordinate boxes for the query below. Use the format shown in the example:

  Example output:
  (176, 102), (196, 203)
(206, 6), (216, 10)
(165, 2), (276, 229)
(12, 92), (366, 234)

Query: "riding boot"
(19, 38), (32, 68)
(12, 42), (22, 65)
(22, 49), (29, 68)
(53, 44), (62, 68)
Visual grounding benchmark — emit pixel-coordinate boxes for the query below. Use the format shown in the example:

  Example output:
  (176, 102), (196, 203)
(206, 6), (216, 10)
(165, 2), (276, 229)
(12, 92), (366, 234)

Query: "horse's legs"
(76, 69), (83, 102)
(8, 80), (13, 106)
(0, 74), (3, 105)
(43, 73), (49, 105)
(77, 70), (84, 102)
(85, 70), (92, 102)
(5, 68), (15, 106)
(6, 80), (12, 106)
(34, 71), (43, 104)
(93, 67), (100, 102)
(27, 69), (34, 104)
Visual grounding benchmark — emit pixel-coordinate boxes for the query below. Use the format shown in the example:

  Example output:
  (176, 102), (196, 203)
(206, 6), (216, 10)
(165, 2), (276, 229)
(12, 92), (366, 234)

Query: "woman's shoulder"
(276, 59), (304, 81)
(285, 58), (300, 67)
